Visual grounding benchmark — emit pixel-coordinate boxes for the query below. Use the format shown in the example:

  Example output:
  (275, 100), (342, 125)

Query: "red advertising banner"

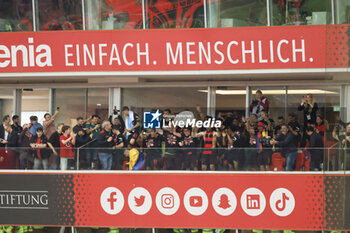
(2, 171), (349, 230)
(73, 173), (323, 230)
(1, 25), (347, 74)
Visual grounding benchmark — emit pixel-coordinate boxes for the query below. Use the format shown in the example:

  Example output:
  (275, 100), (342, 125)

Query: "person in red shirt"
(59, 125), (76, 170)
(30, 127), (50, 170)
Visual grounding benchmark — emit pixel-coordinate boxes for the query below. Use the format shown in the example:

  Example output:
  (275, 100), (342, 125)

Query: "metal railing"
(76, 139), (96, 170)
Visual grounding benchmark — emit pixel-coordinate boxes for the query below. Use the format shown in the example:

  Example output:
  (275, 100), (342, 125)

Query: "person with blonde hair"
(298, 94), (318, 127)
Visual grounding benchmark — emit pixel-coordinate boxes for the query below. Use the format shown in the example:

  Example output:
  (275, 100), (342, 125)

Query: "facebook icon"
(143, 110), (161, 129)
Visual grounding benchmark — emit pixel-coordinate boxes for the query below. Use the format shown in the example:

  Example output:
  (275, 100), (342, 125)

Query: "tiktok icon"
(269, 188), (295, 217)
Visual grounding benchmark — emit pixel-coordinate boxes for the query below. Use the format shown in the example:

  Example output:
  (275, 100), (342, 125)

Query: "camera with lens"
(113, 106), (120, 115)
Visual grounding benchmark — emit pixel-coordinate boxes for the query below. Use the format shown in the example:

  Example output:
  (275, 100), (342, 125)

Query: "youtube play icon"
(189, 196), (203, 207)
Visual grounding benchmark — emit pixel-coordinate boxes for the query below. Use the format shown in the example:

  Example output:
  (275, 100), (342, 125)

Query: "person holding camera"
(97, 121), (114, 170)
(109, 107), (125, 134)
(249, 90), (269, 121)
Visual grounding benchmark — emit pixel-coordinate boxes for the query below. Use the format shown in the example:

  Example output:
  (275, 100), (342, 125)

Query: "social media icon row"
(100, 187), (295, 217)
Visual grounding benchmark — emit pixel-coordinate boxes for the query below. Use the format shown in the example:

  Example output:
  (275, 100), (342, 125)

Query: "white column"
(49, 88), (56, 115)
(266, 0), (271, 26)
(207, 86), (216, 117)
(245, 86), (251, 117)
(13, 89), (22, 120)
(204, 0), (208, 28)
(109, 88), (122, 120)
(207, 1), (219, 28)
(341, 85), (350, 122)
(82, 0), (86, 30)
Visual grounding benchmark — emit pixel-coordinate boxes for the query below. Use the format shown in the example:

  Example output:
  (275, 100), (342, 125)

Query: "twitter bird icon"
(134, 195), (146, 207)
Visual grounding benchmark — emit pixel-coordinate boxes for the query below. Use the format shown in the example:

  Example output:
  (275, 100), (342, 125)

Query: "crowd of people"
(0, 90), (349, 171)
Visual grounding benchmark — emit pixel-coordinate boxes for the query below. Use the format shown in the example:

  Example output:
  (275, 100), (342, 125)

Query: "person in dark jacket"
(18, 124), (33, 169)
(0, 115), (11, 148)
(30, 127), (50, 170)
(97, 121), (114, 170)
(111, 125), (126, 170)
(5, 125), (20, 168)
(47, 123), (64, 170)
(6, 126), (19, 148)
(306, 126), (324, 171)
(298, 94), (318, 127)
(11, 115), (23, 134)
(109, 109), (125, 134)
(75, 128), (92, 169)
(298, 93), (318, 147)
(271, 124), (298, 171)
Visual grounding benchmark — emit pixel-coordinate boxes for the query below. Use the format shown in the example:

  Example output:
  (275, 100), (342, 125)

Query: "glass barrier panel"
(0, 146), (341, 172)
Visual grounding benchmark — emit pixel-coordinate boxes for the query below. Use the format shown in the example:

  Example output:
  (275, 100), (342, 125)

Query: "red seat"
(0, 148), (17, 169)
(295, 150), (310, 171)
(270, 152), (286, 171)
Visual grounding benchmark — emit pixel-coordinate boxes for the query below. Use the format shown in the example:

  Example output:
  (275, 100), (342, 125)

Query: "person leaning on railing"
(74, 128), (92, 170)
(270, 124), (298, 171)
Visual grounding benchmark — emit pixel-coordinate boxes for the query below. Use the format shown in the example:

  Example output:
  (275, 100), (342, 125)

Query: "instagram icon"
(161, 194), (174, 208)
(156, 187), (180, 215)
